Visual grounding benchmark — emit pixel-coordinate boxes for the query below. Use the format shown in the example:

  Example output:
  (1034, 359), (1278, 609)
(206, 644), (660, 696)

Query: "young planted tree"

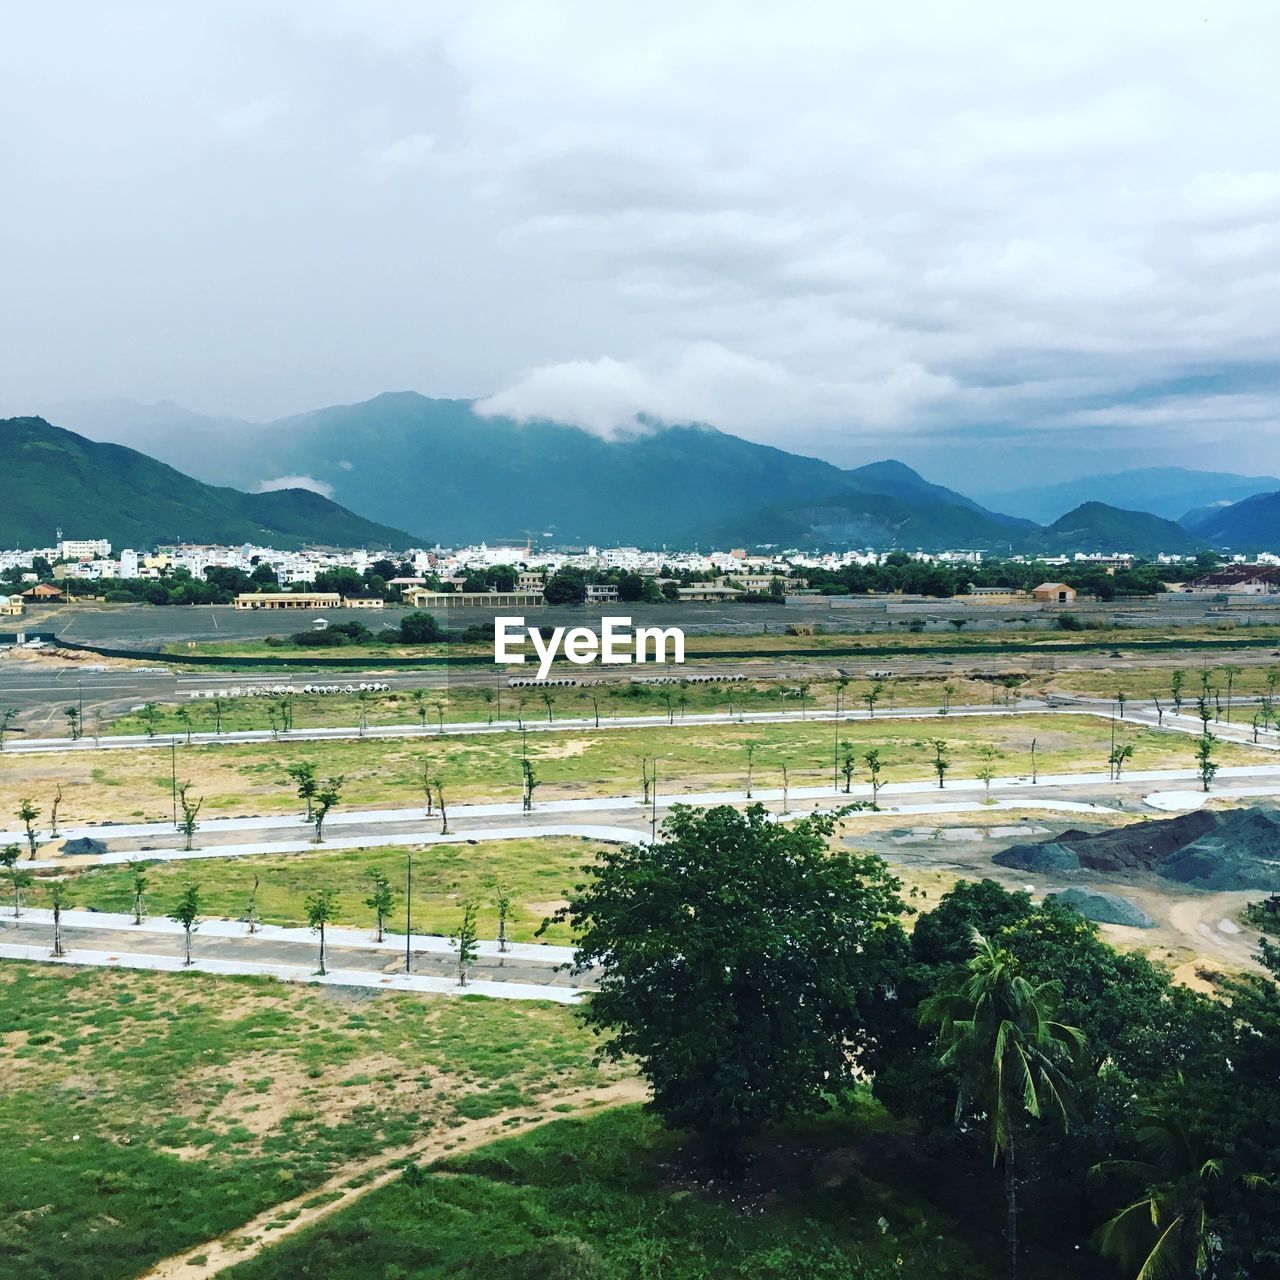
(364, 869), (395, 942)
(421, 758), (434, 816)
(287, 762), (319, 821)
(435, 780), (449, 835)
(840, 740), (857, 794)
(1152, 696), (1164, 728)
(312, 776), (345, 843)
(16, 798), (40, 860)
(355, 689), (371, 738)
(863, 748), (884, 808)
(521, 758), (539, 813)
(1115, 689), (1128, 720)
(1223, 664), (1242, 724)
(977, 743), (998, 802)
(920, 935), (1083, 1280)
(795, 680), (810, 720)
(141, 701), (160, 738)
(941, 682), (957, 715)
(1195, 696), (1213, 732)
(864, 680), (885, 718)
(244, 875), (262, 934)
(91, 710), (106, 747)
(0, 706), (17, 751)
(306, 888), (339, 975)
(1, 843), (27, 917)
(1195, 733), (1219, 793)
(1030, 737), (1038, 785)
(1109, 741), (1134, 781)
(641, 756), (652, 805)
(932, 739), (951, 790)
(175, 704), (193, 745)
(49, 881), (68, 957)
(210, 697), (228, 735)
(131, 866), (147, 925)
(495, 885), (512, 955)
(780, 763), (789, 815)
(433, 697), (447, 734)
(176, 782), (203, 851)
(1170, 669), (1185, 714)
(169, 884), (202, 966)
(450, 900), (478, 987)
(744, 741), (756, 800)
(64, 706), (81, 740)
(545, 804), (907, 1175)
(49, 784), (63, 839)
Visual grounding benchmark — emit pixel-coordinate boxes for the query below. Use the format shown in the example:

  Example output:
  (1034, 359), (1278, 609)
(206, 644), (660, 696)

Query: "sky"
(2, 1), (1279, 491)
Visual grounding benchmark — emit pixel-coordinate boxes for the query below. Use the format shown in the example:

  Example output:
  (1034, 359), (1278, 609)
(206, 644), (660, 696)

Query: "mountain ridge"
(0, 417), (419, 551)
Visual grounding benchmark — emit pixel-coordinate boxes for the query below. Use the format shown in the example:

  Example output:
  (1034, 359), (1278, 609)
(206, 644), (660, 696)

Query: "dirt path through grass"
(136, 1077), (647, 1280)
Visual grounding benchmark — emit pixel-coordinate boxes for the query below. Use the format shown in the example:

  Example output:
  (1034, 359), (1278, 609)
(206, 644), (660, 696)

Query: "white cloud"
(367, 132), (437, 179)
(256, 474), (334, 497)
(5, 1), (1280, 481)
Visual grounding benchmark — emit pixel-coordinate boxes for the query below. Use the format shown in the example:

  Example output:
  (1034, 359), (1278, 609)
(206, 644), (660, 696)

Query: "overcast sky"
(3, 1), (1279, 489)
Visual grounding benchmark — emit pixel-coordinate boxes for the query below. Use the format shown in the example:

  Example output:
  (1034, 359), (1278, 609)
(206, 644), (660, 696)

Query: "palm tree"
(920, 934), (1084, 1280)
(1093, 1109), (1261, 1280)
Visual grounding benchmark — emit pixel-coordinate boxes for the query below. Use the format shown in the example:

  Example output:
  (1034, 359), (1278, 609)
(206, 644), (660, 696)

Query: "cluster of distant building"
(3, 535), (1277, 619)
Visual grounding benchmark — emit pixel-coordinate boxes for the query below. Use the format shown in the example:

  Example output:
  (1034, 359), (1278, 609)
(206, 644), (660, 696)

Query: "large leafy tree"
(920, 934), (1084, 1280)
(548, 803), (907, 1173)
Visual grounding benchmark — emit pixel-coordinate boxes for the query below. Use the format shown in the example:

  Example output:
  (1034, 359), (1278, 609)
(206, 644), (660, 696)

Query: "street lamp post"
(170, 737), (178, 828)
(650, 757), (658, 842)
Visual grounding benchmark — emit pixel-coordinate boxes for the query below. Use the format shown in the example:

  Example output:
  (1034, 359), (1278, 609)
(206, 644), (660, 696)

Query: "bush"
(400, 611), (442, 644)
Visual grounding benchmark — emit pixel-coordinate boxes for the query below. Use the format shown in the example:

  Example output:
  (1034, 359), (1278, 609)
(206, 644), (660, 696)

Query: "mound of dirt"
(1160, 808), (1280, 892)
(61, 837), (107, 856)
(993, 806), (1280, 893)
(1047, 888), (1154, 928)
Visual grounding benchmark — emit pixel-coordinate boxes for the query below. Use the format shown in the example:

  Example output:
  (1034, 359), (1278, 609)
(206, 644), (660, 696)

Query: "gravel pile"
(1046, 887), (1154, 928)
(61, 837), (108, 856)
(993, 806), (1280, 893)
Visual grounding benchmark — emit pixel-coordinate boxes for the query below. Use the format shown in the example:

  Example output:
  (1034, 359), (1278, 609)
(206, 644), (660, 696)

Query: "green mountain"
(0, 417), (419, 551)
(107, 391), (1025, 549)
(1031, 502), (1204, 556)
(1184, 490), (1280, 551)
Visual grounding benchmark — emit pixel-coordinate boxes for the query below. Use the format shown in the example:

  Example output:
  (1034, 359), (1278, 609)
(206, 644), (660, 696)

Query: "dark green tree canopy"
(549, 803), (908, 1169)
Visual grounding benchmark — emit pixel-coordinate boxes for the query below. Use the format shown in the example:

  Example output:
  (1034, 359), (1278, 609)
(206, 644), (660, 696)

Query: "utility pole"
(170, 737), (178, 828)
(77, 678), (84, 727)
(405, 847), (413, 974)
(833, 684), (841, 793)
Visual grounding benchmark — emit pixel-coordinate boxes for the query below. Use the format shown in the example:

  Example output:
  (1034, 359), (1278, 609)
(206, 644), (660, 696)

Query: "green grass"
(25, 837), (592, 943)
(0, 963), (621, 1280)
(221, 1101), (1092, 1280)
(3, 711), (1267, 828)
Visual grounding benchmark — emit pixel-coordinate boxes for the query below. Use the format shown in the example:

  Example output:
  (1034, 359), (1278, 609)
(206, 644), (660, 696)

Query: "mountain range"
(977, 466), (1280, 525)
(0, 417), (417, 551)
(5, 394), (1279, 555)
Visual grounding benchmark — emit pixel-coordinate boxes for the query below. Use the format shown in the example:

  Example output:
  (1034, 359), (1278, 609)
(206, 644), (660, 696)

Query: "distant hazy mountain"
(1184, 490), (1280, 551)
(1031, 502), (1204, 556)
(0, 417), (418, 551)
(843, 459), (1036, 530)
(979, 467), (1280, 524)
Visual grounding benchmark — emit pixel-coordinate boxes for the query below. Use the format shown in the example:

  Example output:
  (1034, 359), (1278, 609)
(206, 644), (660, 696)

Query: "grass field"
(219, 1097), (1094, 1280)
(0, 712), (1264, 829)
(23, 836), (593, 944)
(0, 962), (624, 1280)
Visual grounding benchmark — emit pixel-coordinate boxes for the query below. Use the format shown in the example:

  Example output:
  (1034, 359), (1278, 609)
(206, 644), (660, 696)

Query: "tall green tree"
(920, 934), (1084, 1280)
(546, 804), (907, 1173)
